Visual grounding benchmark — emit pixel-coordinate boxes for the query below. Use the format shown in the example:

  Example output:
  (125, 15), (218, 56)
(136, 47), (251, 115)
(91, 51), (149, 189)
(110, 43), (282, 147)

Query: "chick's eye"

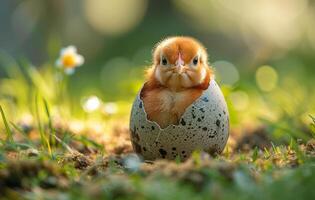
(161, 58), (168, 65)
(193, 57), (198, 65)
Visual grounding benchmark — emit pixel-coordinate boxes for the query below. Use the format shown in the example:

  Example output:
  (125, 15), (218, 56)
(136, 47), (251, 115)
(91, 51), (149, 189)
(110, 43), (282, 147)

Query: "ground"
(0, 45), (314, 200)
(1, 119), (315, 200)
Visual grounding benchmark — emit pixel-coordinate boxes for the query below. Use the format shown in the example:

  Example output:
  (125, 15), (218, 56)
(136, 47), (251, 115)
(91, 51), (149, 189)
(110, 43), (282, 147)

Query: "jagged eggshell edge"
(129, 80), (229, 160)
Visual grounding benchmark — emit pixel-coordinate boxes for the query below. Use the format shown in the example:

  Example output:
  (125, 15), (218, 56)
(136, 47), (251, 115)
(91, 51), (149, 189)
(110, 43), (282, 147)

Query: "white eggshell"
(129, 80), (229, 160)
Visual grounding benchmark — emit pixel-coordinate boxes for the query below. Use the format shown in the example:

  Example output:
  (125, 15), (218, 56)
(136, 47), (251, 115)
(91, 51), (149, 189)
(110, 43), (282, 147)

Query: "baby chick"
(141, 36), (213, 128)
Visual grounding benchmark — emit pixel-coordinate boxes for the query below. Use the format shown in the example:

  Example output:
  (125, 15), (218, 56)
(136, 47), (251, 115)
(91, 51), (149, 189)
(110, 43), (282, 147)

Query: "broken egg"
(129, 80), (229, 160)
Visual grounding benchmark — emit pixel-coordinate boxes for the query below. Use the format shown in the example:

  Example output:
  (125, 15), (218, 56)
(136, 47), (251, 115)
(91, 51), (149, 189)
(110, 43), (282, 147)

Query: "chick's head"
(151, 37), (212, 91)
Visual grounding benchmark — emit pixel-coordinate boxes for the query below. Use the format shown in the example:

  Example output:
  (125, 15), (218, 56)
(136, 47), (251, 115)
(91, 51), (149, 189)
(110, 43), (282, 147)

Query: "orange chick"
(140, 36), (213, 128)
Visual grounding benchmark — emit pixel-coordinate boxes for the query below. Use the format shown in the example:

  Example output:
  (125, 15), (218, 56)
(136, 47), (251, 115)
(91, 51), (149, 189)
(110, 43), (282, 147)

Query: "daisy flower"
(56, 46), (84, 74)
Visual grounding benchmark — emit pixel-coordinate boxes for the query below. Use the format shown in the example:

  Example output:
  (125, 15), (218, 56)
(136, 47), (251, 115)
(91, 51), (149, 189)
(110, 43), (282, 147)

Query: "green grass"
(0, 105), (13, 143)
(0, 54), (315, 200)
(0, 100), (315, 199)
(0, 132), (314, 200)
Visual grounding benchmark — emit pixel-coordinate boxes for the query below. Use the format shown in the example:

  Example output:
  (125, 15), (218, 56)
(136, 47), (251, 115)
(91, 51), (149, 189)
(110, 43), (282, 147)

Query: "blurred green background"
(0, 0), (315, 141)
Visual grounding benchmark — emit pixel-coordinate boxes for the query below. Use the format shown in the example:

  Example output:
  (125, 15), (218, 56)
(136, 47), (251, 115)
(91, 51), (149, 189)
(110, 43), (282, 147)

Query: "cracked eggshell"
(129, 80), (229, 160)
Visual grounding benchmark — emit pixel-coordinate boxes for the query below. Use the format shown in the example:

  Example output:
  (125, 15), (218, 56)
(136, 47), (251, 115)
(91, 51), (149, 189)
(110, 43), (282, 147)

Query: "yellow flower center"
(62, 54), (76, 68)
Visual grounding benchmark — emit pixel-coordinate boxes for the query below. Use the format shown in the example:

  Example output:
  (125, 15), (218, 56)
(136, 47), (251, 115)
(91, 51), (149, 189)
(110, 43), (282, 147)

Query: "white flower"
(56, 45), (84, 74)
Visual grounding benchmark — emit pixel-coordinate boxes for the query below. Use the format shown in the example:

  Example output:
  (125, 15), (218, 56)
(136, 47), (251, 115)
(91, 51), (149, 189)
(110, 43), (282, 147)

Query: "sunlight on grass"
(0, 105), (14, 143)
(0, 28), (315, 200)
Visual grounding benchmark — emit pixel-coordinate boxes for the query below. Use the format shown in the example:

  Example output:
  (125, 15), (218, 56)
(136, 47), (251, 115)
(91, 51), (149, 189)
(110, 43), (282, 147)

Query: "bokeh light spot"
(213, 61), (239, 85)
(83, 0), (148, 35)
(82, 96), (101, 113)
(255, 65), (278, 92)
(230, 91), (249, 111)
(102, 102), (118, 115)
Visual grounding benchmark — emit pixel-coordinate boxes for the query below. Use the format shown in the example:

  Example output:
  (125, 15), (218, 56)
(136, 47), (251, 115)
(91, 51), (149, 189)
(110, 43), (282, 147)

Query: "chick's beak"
(175, 53), (184, 74)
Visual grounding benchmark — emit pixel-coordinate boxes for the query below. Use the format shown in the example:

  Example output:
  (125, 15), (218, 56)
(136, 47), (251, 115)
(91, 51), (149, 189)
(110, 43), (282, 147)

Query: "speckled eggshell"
(129, 80), (229, 160)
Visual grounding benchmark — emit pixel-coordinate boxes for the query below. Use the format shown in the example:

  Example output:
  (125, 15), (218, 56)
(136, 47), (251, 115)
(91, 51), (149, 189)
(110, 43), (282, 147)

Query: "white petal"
(61, 45), (77, 56)
(75, 55), (84, 66)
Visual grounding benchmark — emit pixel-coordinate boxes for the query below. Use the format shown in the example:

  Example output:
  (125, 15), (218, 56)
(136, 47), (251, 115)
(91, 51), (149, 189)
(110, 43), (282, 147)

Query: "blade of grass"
(43, 98), (74, 153)
(20, 59), (53, 98)
(264, 147), (270, 158)
(0, 105), (14, 143)
(289, 137), (305, 164)
(271, 142), (277, 153)
(35, 93), (45, 145)
(252, 146), (259, 162)
(34, 93), (52, 156)
(309, 115), (315, 135)
(43, 98), (56, 146)
(75, 135), (104, 150)
(52, 134), (74, 153)
(75, 135), (105, 155)
(4, 142), (34, 150)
